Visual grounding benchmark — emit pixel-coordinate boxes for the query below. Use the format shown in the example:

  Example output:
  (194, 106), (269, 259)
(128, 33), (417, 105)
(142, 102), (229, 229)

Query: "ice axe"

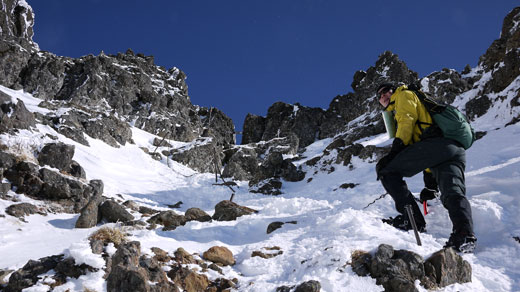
(405, 205), (422, 246)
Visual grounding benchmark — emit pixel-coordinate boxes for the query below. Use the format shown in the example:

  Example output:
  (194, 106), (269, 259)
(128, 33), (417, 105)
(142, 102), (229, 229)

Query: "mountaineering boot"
(382, 214), (426, 233)
(444, 232), (477, 253)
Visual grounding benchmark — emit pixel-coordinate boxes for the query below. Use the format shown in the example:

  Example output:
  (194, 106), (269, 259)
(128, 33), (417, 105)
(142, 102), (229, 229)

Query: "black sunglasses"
(378, 87), (391, 97)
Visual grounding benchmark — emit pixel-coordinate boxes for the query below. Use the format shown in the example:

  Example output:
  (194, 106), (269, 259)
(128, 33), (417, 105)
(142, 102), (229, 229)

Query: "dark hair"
(376, 83), (396, 95)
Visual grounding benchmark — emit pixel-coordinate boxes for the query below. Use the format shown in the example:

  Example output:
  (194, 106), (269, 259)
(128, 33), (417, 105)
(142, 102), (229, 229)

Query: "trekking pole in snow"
(405, 205), (422, 246)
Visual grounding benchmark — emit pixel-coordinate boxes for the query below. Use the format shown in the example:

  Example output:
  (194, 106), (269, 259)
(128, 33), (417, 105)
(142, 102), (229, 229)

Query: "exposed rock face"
(261, 102), (325, 149)
(242, 51), (418, 152)
(465, 7), (520, 124)
(3, 147), (103, 213)
(0, 46), (236, 150)
(199, 106), (236, 147)
(221, 147), (259, 181)
(0, 0), (35, 41)
(242, 102), (324, 149)
(0, 0), (38, 89)
(479, 7), (520, 94)
(169, 137), (222, 173)
(0, 90), (36, 132)
(241, 113), (266, 144)
(1, 0), (235, 160)
(421, 68), (472, 105)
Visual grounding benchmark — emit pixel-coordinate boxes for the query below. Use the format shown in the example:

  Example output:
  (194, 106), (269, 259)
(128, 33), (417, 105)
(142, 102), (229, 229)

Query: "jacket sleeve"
(394, 90), (419, 145)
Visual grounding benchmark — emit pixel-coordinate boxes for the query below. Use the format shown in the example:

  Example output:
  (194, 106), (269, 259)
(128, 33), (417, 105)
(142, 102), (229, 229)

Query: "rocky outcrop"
(241, 113), (266, 144)
(421, 68), (472, 104)
(479, 7), (520, 94)
(4, 254), (94, 292)
(0, 0), (35, 42)
(351, 244), (472, 292)
(0, 46), (236, 150)
(2, 146), (103, 213)
(107, 241), (175, 292)
(464, 7), (520, 125)
(242, 51), (418, 152)
(1, 0), (235, 161)
(169, 137), (222, 173)
(0, 0), (38, 89)
(0, 90), (36, 132)
(221, 146), (259, 181)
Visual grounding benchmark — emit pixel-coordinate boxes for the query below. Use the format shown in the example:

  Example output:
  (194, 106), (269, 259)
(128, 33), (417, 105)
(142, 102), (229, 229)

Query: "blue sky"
(30, 1), (518, 136)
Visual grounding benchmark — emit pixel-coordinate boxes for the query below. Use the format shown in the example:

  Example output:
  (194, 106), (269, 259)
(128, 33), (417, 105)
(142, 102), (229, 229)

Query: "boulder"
(147, 210), (186, 230)
(99, 200), (134, 223)
(202, 246), (235, 266)
(369, 244), (424, 292)
(424, 248), (472, 287)
(351, 250), (372, 277)
(0, 150), (17, 169)
(184, 207), (212, 222)
(107, 241), (147, 292)
(151, 247), (171, 263)
(5, 202), (45, 219)
(38, 142), (75, 171)
(266, 221), (297, 234)
(75, 194), (103, 228)
(173, 247), (196, 264)
(294, 280), (321, 292)
(168, 265), (210, 292)
(138, 256), (170, 284)
(249, 178), (283, 196)
(352, 244), (473, 291)
(212, 200), (257, 221)
(67, 160), (86, 179)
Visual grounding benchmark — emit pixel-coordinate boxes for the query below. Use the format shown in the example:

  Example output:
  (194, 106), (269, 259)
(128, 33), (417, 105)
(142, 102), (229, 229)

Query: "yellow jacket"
(385, 85), (433, 145)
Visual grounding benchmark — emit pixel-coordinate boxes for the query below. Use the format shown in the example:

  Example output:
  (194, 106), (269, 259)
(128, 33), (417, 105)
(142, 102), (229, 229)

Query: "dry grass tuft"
(88, 226), (127, 246)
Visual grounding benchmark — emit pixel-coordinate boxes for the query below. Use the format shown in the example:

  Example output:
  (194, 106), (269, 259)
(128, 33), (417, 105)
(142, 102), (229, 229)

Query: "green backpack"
(407, 87), (476, 150)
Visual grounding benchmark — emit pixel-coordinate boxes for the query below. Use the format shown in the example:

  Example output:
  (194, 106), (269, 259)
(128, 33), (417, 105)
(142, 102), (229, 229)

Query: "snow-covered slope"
(1, 84), (519, 291)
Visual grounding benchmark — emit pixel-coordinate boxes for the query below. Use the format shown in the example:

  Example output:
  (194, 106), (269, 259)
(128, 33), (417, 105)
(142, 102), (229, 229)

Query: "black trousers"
(379, 137), (474, 235)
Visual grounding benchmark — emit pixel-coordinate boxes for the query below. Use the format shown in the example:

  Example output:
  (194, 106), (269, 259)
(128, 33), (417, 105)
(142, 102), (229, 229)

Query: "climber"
(374, 82), (477, 253)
